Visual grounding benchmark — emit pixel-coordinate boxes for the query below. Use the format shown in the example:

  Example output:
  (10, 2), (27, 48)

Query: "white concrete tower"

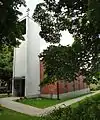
(25, 9), (40, 97)
(12, 9), (41, 97)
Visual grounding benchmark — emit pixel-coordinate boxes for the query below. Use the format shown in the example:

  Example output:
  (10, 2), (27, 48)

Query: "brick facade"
(40, 61), (88, 95)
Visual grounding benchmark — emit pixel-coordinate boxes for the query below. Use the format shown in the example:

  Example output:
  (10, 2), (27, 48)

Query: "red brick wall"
(40, 61), (88, 94)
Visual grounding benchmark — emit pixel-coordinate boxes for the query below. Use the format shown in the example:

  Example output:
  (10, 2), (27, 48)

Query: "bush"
(41, 94), (100, 120)
(90, 83), (100, 91)
(0, 107), (3, 114)
(96, 86), (100, 90)
(16, 99), (20, 102)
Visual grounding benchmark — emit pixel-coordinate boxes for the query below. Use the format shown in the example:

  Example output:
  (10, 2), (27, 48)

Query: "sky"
(19, 0), (74, 52)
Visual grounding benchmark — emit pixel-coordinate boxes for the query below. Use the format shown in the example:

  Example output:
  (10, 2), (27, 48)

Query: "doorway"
(14, 77), (25, 97)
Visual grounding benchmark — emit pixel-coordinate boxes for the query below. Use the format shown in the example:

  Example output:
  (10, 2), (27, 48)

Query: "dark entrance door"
(14, 77), (25, 97)
(21, 79), (25, 97)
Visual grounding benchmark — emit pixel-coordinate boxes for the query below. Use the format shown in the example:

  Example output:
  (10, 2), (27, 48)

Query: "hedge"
(40, 93), (100, 120)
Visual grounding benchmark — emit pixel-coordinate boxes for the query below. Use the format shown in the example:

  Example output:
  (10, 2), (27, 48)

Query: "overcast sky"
(19, 0), (74, 52)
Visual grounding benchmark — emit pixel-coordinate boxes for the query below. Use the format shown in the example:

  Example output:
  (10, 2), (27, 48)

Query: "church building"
(12, 11), (90, 99)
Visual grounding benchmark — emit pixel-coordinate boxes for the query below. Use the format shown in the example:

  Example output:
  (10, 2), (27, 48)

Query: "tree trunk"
(57, 81), (60, 100)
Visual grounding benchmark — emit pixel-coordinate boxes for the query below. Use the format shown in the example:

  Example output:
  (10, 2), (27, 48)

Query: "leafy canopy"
(0, 0), (26, 47)
(0, 46), (13, 81)
(33, 0), (100, 85)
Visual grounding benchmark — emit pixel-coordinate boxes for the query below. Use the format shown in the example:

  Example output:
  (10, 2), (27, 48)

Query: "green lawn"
(17, 93), (91, 108)
(0, 93), (99, 120)
(18, 98), (63, 108)
(0, 107), (40, 120)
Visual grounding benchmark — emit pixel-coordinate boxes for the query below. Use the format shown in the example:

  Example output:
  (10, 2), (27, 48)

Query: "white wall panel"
(25, 17), (40, 97)
(13, 40), (26, 77)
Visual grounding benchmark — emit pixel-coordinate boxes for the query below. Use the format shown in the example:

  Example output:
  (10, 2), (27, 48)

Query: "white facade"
(25, 16), (40, 97)
(12, 16), (41, 97)
(13, 40), (26, 78)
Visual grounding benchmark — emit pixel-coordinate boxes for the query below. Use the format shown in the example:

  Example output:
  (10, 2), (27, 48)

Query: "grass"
(71, 92), (100, 109)
(42, 93), (100, 120)
(17, 93), (91, 108)
(0, 92), (99, 120)
(0, 107), (40, 120)
(18, 98), (62, 108)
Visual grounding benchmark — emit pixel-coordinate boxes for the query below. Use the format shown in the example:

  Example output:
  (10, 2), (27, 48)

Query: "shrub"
(24, 96), (27, 99)
(96, 86), (100, 90)
(41, 94), (100, 120)
(0, 107), (3, 114)
(16, 99), (20, 102)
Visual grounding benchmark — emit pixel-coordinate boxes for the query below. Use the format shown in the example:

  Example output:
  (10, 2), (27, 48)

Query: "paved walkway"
(0, 90), (100, 116)
(0, 97), (42, 116)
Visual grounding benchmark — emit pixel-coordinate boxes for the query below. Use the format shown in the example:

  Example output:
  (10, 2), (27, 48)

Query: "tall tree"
(0, 45), (13, 90)
(40, 45), (79, 85)
(33, 0), (100, 85)
(88, 0), (100, 32)
(0, 0), (26, 47)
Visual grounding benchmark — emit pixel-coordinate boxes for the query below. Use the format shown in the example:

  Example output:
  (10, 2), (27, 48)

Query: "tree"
(0, 46), (13, 91)
(40, 45), (79, 84)
(33, 0), (100, 85)
(0, 0), (26, 47)
(88, 0), (100, 32)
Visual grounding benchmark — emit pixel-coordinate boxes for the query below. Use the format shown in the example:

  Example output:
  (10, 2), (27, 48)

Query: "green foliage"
(0, 0), (26, 47)
(17, 97), (67, 108)
(0, 46), (13, 81)
(17, 93), (89, 108)
(40, 45), (80, 85)
(0, 107), (39, 120)
(41, 94), (100, 120)
(1, 94), (100, 120)
(90, 82), (100, 91)
(33, 0), (100, 85)
(88, 0), (100, 32)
